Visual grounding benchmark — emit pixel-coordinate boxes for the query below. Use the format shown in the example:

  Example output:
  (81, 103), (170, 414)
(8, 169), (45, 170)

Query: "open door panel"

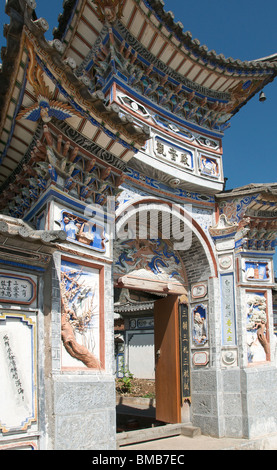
(154, 295), (181, 424)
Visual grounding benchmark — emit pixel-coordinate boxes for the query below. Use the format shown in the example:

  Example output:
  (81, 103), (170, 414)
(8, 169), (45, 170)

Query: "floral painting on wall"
(246, 292), (270, 364)
(60, 259), (102, 369)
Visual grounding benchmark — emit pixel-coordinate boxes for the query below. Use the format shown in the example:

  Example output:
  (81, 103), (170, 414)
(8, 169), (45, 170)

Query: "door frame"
(115, 283), (189, 426)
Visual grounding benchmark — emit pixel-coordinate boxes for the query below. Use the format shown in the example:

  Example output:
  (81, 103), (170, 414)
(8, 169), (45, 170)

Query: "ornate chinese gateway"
(0, 0), (277, 450)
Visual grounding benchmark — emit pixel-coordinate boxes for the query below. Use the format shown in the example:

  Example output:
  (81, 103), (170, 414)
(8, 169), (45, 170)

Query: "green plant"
(117, 367), (134, 393)
(142, 392), (155, 399)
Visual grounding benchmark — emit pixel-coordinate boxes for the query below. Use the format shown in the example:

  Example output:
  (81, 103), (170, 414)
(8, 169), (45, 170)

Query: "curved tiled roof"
(53, 0), (277, 73)
(2, 0), (277, 125)
(0, 0), (277, 204)
(50, 0), (277, 127)
(144, 0), (277, 72)
(216, 183), (277, 198)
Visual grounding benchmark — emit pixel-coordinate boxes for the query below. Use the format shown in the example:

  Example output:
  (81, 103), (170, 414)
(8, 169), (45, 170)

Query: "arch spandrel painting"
(114, 238), (187, 294)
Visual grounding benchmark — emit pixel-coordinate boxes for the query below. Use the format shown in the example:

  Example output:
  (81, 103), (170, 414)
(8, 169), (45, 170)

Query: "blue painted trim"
(211, 232), (237, 240)
(235, 251), (275, 258)
(0, 259), (45, 272)
(24, 186), (114, 223)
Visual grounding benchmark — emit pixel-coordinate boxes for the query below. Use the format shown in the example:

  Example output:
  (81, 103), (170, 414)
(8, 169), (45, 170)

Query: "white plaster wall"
(127, 331), (155, 379)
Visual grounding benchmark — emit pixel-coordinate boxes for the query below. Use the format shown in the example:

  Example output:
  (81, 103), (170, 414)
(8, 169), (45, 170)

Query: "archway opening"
(113, 201), (214, 434)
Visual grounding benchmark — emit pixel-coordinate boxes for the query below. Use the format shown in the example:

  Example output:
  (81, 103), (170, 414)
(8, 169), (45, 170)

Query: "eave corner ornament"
(92, 0), (124, 23)
(209, 214), (239, 238)
(16, 39), (82, 123)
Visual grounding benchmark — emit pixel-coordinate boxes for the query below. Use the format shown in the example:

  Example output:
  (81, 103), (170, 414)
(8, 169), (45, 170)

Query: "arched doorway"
(114, 199), (216, 429)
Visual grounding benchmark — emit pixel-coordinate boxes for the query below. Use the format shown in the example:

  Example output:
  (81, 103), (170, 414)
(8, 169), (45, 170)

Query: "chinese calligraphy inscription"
(3, 334), (24, 401)
(0, 273), (36, 305)
(155, 138), (193, 170)
(179, 303), (191, 402)
(221, 273), (236, 346)
(0, 313), (37, 433)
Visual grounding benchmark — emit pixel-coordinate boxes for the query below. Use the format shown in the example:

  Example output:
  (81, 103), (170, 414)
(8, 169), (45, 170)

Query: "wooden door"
(154, 295), (181, 424)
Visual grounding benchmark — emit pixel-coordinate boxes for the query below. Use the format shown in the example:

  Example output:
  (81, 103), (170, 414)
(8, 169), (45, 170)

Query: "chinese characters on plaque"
(179, 303), (191, 402)
(0, 274), (36, 304)
(155, 138), (193, 170)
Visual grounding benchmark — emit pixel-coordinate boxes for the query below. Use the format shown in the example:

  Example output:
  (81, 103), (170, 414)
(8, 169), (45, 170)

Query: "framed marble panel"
(191, 283), (207, 300)
(0, 313), (37, 434)
(192, 351), (209, 367)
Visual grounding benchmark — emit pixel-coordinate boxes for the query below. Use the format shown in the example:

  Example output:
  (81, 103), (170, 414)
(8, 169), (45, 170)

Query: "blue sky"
(163, 0), (277, 191)
(1, 0), (277, 270)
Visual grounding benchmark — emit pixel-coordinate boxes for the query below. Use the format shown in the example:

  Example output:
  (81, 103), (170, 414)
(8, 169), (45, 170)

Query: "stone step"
(117, 423), (201, 448)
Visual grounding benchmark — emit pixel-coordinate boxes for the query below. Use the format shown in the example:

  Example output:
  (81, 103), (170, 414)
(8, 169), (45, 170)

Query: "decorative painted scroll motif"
(118, 95), (150, 118)
(154, 137), (193, 170)
(92, 0), (124, 23)
(0, 273), (36, 305)
(153, 115), (220, 151)
(0, 314), (37, 433)
(60, 260), (101, 369)
(192, 304), (208, 346)
(60, 210), (108, 252)
(221, 273), (236, 346)
(218, 195), (259, 224)
(124, 168), (215, 204)
(246, 292), (269, 363)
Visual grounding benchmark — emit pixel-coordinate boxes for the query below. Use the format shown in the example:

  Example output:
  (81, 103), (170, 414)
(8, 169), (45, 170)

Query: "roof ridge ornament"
(92, 0), (124, 23)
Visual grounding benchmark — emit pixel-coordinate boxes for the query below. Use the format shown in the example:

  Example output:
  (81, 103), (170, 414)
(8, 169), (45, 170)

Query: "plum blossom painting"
(60, 259), (101, 369)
